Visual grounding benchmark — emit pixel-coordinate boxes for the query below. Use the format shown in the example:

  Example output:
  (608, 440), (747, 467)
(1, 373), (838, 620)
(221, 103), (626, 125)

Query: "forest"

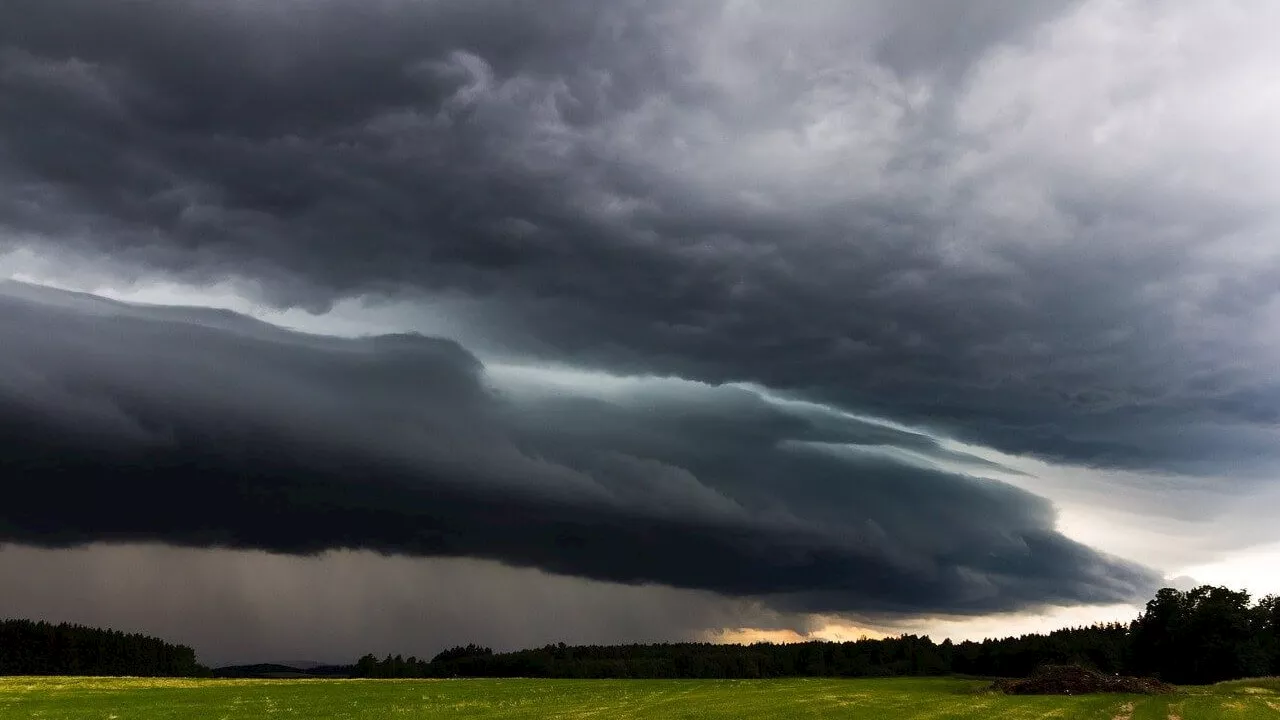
(0, 619), (207, 677)
(3, 585), (1277, 685)
(354, 586), (1280, 685)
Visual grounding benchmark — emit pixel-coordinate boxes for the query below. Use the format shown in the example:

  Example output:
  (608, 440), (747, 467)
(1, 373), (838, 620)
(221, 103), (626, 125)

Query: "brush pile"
(991, 665), (1174, 695)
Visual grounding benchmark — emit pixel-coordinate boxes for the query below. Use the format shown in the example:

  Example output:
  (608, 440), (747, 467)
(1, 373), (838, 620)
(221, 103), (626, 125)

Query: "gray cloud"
(0, 282), (1155, 617)
(4, 0), (1280, 660)
(7, 0), (1274, 475)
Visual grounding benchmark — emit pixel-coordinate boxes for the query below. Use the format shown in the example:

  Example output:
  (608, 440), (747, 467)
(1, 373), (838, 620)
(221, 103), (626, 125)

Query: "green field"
(1, 676), (1278, 719)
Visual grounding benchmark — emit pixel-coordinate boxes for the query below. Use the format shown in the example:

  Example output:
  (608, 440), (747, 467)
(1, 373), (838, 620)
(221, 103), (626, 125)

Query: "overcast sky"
(2, 0), (1278, 666)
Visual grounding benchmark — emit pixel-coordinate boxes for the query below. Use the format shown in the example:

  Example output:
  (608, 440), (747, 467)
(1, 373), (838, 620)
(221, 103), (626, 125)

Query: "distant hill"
(212, 663), (353, 679)
(272, 660), (326, 671)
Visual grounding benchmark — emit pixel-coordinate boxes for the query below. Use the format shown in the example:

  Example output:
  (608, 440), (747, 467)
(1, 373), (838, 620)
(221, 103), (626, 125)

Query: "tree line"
(353, 586), (1280, 685)
(0, 619), (208, 677)
(3, 585), (1277, 683)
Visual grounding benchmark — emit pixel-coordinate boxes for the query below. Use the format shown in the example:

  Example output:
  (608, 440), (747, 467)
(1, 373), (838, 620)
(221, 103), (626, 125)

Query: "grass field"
(1, 676), (1278, 719)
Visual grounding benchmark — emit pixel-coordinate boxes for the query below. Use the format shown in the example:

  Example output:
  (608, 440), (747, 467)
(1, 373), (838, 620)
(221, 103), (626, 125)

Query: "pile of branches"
(991, 665), (1175, 695)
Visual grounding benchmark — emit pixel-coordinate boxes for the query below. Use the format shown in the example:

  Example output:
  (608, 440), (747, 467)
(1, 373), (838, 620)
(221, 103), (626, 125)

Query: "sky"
(0, 0), (1278, 666)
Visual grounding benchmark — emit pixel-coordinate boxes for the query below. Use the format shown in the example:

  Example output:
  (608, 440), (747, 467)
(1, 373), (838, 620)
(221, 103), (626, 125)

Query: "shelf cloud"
(0, 282), (1155, 615)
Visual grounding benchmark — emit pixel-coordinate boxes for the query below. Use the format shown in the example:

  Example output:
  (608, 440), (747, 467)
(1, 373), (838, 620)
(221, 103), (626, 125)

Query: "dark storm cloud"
(2, 0), (1279, 474)
(0, 283), (1154, 615)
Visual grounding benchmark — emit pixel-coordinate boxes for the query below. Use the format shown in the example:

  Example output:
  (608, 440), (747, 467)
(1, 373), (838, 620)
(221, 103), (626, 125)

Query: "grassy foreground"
(1, 676), (1278, 719)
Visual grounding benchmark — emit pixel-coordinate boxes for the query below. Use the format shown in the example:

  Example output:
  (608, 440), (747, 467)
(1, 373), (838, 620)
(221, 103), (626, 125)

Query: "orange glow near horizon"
(703, 622), (889, 645)
(704, 603), (1146, 647)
